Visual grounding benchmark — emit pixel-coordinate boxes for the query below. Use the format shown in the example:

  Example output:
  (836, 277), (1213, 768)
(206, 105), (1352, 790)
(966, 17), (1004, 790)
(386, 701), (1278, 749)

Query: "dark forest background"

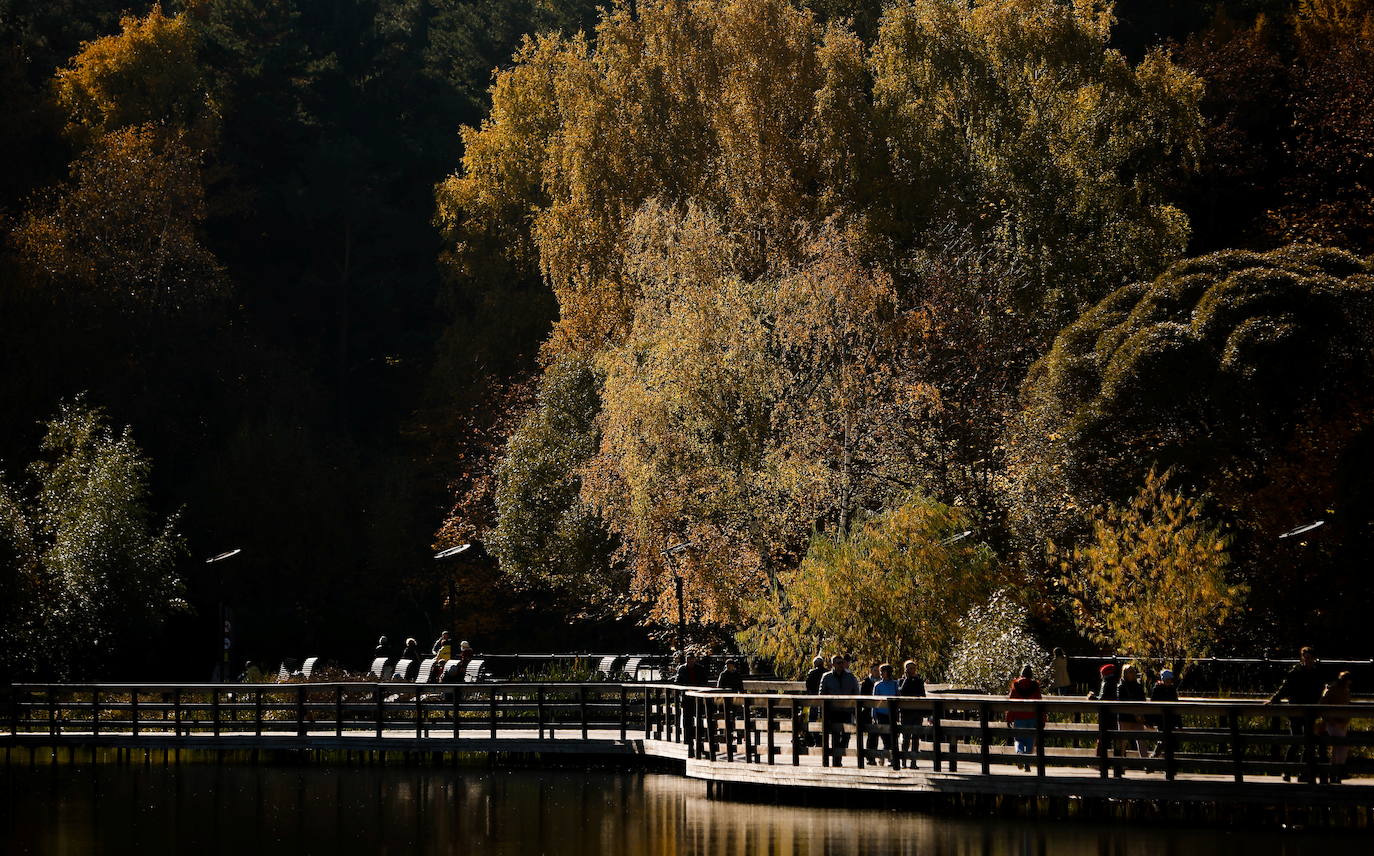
(1, 0), (1370, 679)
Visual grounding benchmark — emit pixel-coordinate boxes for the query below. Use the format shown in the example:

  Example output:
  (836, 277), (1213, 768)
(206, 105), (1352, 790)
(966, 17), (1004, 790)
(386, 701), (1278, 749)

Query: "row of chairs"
(367, 656), (486, 684)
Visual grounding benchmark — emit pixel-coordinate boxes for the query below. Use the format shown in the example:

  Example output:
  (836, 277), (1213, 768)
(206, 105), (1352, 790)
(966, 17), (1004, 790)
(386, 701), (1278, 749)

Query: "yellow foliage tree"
(585, 205), (931, 624)
(54, 4), (216, 149)
(12, 125), (224, 312)
(739, 494), (1001, 676)
(1068, 468), (1247, 673)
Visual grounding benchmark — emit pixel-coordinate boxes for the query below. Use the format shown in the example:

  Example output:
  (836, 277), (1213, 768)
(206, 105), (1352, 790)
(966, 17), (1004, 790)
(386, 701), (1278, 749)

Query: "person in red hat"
(1088, 662), (1123, 776)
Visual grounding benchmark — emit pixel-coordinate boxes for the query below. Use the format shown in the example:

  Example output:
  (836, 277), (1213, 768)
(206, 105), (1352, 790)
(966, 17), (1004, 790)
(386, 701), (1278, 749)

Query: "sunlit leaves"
(0, 399), (186, 679)
(1067, 467), (1245, 674)
(738, 495), (1002, 675)
(12, 124), (225, 312)
(54, 5), (216, 149)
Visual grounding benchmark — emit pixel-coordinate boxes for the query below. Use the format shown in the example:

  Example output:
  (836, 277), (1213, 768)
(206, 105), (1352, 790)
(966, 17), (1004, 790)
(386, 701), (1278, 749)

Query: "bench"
(368, 657), (396, 680)
(301, 657), (321, 679)
(416, 657), (442, 684)
(596, 655), (625, 679)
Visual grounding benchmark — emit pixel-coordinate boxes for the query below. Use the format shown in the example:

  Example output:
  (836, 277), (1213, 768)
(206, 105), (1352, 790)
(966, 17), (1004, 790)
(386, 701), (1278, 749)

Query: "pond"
(2, 763), (1367, 855)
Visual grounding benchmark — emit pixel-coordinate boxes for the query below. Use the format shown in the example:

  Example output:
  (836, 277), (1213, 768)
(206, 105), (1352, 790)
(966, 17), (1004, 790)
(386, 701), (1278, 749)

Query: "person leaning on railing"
(1320, 671), (1354, 784)
(1264, 645), (1326, 781)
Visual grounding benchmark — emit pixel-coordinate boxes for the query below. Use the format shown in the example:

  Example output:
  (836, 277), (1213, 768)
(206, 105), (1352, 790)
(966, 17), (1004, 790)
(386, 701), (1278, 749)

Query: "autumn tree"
(53, 4), (216, 149)
(738, 494), (1001, 676)
(1271, 0), (1374, 251)
(487, 356), (622, 604)
(1067, 468), (1246, 673)
(586, 206), (929, 625)
(0, 400), (186, 679)
(1013, 245), (1374, 645)
(12, 124), (224, 312)
(872, 0), (1203, 323)
(440, 0), (1204, 637)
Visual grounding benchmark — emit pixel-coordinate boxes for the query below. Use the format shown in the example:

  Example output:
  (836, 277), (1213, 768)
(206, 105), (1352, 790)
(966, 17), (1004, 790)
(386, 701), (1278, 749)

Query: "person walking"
(1089, 663), (1121, 775)
(1265, 646), (1326, 781)
(898, 660), (926, 757)
(870, 663), (900, 760)
(675, 652), (710, 748)
(819, 655), (861, 766)
(1006, 664), (1043, 770)
(858, 662), (879, 757)
(1321, 671), (1354, 784)
(717, 658), (745, 692)
(1051, 648), (1072, 696)
(1147, 669), (1181, 758)
(1116, 664), (1149, 759)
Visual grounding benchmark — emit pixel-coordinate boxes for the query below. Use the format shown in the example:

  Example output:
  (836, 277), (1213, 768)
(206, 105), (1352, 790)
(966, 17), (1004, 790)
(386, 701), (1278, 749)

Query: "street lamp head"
(661, 541), (691, 557)
(206, 548), (241, 564)
(434, 543), (471, 559)
(1278, 521), (1324, 540)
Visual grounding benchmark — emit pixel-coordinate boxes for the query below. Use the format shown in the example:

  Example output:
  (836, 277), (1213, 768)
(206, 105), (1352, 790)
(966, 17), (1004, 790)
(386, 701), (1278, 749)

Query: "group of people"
(375, 631), (474, 681)
(674, 646), (1358, 781)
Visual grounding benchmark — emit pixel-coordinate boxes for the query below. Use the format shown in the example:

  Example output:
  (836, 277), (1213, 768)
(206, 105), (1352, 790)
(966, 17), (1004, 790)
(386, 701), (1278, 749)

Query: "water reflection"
(1, 763), (1364, 855)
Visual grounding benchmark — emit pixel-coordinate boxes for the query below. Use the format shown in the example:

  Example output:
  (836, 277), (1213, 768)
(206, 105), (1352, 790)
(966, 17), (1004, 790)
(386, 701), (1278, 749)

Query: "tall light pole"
(662, 542), (690, 653)
(206, 548), (242, 681)
(434, 544), (471, 634)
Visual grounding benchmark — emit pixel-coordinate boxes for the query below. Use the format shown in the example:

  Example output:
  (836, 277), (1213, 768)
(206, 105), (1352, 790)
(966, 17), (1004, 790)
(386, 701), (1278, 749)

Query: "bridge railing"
(7, 682), (692, 745)
(10, 683), (1372, 783)
(679, 692), (1374, 783)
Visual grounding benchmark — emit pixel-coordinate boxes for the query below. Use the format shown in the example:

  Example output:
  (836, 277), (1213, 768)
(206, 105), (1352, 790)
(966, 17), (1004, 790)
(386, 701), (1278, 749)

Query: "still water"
(2, 763), (1367, 855)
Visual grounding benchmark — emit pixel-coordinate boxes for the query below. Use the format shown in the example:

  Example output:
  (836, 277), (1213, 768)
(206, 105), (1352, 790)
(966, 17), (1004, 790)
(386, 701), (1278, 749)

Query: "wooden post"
(979, 702), (991, 775)
(455, 687), (464, 741)
(297, 686), (308, 738)
(854, 699), (864, 769)
(48, 688), (57, 737)
(94, 689), (102, 738)
(707, 697), (718, 762)
(766, 698), (776, 766)
(1162, 705), (1176, 781)
(1230, 708), (1244, 783)
(1098, 704), (1110, 779)
(415, 690), (423, 740)
(931, 700), (943, 773)
(130, 689), (140, 738)
(210, 689), (218, 738)
(619, 686), (628, 742)
(1303, 708), (1319, 785)
(889, 701), (899, 769)
(820, 699), (830, 768)
(792, 701), (802, 767)
(579, 686), (588, 741)
(335, 685), (343, 738)
(255, 688), (264, 737)
(490, 690), (498, 741)
(170, 689), (179, 737)
(724, 696), (735, 762)
(641, 686), (649, 740)
(1034, 703), (1046, 777)
(374, 686), (384, 739)
(537, 686), (545, 740)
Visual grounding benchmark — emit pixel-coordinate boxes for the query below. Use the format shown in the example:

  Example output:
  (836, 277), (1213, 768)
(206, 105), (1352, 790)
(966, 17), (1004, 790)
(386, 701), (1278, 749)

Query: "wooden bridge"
(5, 682), (1373, 811)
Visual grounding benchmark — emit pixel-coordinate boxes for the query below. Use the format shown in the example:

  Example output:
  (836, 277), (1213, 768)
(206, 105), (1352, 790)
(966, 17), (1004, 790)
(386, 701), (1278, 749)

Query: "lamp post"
(434, 544), (471, 634)
(206, 548), (242, 682)
(662, 542), (690, 653)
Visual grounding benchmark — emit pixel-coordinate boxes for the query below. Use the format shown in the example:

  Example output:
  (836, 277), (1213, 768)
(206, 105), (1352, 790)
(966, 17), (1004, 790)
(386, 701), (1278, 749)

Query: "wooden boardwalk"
(6, 681), (1373, 810)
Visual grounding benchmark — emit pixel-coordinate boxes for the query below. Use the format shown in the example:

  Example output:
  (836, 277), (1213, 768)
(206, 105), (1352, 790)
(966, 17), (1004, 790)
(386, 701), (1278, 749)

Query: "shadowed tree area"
(2, 0), (1372, 678)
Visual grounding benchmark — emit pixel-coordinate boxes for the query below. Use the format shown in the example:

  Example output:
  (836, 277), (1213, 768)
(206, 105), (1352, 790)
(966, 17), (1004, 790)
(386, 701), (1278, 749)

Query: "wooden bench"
(368, 657), (396, 681)
(301, 657), (321, 680)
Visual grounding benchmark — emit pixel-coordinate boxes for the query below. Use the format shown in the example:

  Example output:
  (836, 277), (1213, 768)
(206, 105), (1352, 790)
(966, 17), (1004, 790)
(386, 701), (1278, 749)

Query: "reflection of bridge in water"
(6, 682), (1373, 816)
